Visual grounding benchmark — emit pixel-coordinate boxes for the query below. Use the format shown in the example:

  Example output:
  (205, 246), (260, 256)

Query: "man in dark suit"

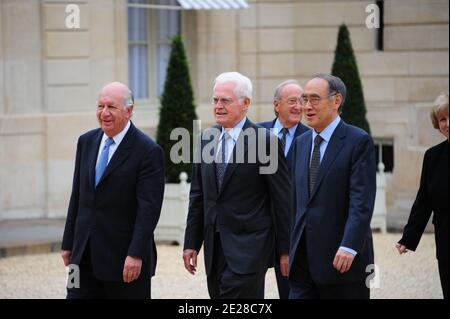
(183, 72), (291, 299)
(258, 80), (309, 299)
(61, 82), (165, 299)
(289, 74), (376, 299)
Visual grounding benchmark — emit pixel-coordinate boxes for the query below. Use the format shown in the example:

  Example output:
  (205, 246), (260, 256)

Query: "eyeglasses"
(212, 97), (235, 107)
(301, 92), (337, 106)
(285, 98), (303, 106)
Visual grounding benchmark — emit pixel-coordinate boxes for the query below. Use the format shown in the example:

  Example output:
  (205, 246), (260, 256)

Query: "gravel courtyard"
(0, 233), (443, 299)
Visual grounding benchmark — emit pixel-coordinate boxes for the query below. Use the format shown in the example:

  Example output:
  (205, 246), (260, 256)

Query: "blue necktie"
(95, 137), (114, 187)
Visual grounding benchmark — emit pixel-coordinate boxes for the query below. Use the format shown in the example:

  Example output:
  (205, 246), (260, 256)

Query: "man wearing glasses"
(258, 80), (310, 299)
(183, 72), (291, 298)
(289, 74), (376, 299)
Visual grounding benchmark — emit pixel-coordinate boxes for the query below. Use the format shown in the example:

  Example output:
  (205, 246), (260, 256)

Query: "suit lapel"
(96, 122), (136, 188)
(88, 129), (103, 190)
(308, 121), (347, 203)
(286, 123), (305, 161)
(205, 127), (220, 196)
(301, 132), (312, 200)
(292, 131), (311, 226)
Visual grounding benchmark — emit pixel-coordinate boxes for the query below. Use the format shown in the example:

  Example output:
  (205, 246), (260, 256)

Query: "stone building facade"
(0, 0), (448, 227)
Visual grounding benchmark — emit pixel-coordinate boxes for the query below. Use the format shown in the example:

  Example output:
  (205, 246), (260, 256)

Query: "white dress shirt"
(273, 118), (299, 157)
(96, 121), (131, 166)
(216, 116), (247, 164)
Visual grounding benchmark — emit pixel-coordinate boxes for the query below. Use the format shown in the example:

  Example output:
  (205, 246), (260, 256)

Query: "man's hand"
(183, 249), (198, 275)
(61, 250), (71, 267)
(333, 249), (355, 273)
(395, 243), (408, 254)
(279, 254), (289, 277)
(123, 256), (142, 283)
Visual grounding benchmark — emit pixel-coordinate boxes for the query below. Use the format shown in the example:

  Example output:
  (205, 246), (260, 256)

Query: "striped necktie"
(309, 135), (323, 194)
(216, 132), (230, 191)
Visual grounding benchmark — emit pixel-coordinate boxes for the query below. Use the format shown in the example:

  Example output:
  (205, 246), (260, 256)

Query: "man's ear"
(273, 100), (280, 114)
(127, 105), (134, 118)
(333, 94), (343, 111)
(243, 97), (251, 111)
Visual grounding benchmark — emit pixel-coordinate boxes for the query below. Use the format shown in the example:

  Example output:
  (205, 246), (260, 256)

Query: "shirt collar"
(101, 120), (131, 146)
(312, 116), (341, 144)
(221, 116), (247, 142)
(274, 118), (298, 137)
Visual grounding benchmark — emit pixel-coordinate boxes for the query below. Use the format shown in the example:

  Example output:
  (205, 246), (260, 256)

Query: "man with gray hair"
(61, 82), (165, 298)
(183, 72), (291, 298)
(289, 74), (376, 299)
(258, 79), (309, 299)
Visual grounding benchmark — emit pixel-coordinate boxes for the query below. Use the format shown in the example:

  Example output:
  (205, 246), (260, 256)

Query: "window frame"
(127, 1), (183, 107)
(373, 137), (394, 173)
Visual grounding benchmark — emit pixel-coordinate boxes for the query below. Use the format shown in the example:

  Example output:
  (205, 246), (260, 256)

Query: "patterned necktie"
(95, 137), (114, 187)
(216, 132), (230, 191)
(309, 135), (323, 194)
(280, 127), (289, 154)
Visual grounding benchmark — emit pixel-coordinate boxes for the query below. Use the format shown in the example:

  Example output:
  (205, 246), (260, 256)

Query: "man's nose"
(293, 103), (302, 110)
(101, 107), (111, 116)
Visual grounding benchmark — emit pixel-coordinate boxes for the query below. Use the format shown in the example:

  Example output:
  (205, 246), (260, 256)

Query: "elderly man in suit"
(289, 74), (376, 299)
(61, 82), (165, 299)
(258, 80), (309, 299)
(259, 80), (310, 169)
(183, 72), (291, 299)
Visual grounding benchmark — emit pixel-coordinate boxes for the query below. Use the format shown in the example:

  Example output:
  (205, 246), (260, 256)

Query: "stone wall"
(0, 0), (448, 224)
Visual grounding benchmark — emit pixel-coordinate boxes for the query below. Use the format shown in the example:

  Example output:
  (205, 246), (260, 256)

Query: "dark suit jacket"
(62, 122), (165, 282)
(289, 120), (376, 285)
(258, 119), (310, 170)
(399, 140), (449, 262)
(258, 119), (310, 263)
(183, 119), (291, 275)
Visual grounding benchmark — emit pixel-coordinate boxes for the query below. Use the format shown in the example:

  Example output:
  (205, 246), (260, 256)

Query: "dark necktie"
(280, 127), (289, 154)
(216, 132), (230, 191)
(309, 135), (323, 194)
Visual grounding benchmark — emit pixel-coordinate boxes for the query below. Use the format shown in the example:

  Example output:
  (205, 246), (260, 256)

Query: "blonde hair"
(430, 93), (449, 129)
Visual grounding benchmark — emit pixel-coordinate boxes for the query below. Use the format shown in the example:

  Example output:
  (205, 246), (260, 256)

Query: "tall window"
(128, 0), (180, 100)
(128, 0), (149, 99)
(374, 138), (394, 173)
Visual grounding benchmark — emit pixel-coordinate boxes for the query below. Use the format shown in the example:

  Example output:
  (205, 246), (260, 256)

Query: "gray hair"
(313, 74), (347, 112)
(430, 93), (449, 129)
(214, 72), (253, 100)
(273, 79), (301, 101)
(124, 89), (134, 109)
(273, 80), (302, 116)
